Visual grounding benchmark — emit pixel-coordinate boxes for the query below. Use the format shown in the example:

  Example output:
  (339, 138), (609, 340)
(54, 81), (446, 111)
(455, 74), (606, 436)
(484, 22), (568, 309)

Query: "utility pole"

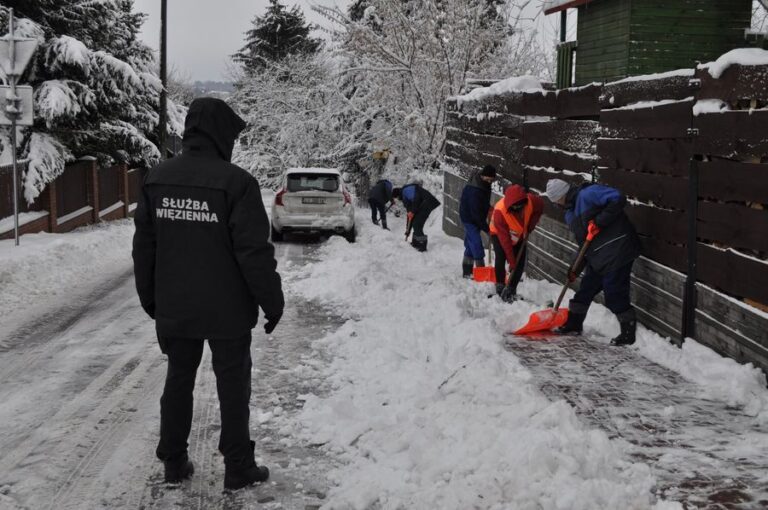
(159, 0), (168, 160)
(0, 9), (37, 246)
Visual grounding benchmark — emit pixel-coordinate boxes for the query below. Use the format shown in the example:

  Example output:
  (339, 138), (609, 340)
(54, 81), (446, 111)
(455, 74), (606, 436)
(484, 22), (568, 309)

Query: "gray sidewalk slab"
(505, 335), (768, 510)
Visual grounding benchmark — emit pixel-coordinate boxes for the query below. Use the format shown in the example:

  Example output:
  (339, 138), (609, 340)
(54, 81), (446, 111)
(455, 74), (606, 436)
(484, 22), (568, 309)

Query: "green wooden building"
(545, 0), (755, 87)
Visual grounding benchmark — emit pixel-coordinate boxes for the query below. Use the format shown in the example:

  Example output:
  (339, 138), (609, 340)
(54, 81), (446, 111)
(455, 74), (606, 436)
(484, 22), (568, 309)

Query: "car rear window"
(287, 173), (339, 192)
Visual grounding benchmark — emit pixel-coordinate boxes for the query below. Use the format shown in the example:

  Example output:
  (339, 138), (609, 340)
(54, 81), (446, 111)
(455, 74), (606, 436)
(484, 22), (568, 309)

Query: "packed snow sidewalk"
(289, 209), (768, 510)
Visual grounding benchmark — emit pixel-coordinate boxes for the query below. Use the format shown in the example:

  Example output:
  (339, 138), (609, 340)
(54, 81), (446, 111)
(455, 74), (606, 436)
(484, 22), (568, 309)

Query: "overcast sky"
(133, 0), (557, 82)
(133, 0), (348, 82)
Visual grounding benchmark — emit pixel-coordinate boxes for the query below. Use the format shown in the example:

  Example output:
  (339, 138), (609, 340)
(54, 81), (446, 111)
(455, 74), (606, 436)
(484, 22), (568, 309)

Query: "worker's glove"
(406, 212), (415, 222)
(587, 220), (600, 241)
(500, 285), (518, 303)
(264, 312), (282, 334)
(567, 270), (578, 283)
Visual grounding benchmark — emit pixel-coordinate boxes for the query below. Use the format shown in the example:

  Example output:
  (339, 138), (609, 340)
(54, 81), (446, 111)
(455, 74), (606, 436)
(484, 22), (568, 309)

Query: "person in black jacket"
(392, 183), (441, 252)
(545, 178), (641, 346)
(459, 165), (496, 277)
(133, 98), (284, 490)
(367, 179), (395, 229)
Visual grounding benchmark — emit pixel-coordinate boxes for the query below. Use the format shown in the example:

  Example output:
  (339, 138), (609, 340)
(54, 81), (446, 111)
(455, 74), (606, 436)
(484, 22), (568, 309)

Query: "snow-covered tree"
(231, 52), (370, 188)
(233, 0), (321, 74)
(313, 0), (549, 172)
(0, 1), (183, 203)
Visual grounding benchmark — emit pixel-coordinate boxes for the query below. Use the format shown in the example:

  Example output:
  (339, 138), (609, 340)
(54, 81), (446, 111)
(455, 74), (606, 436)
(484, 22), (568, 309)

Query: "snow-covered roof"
(698, 48), (768, 79)
(543, 0), (594, 15)
(286, 167), (340, 175)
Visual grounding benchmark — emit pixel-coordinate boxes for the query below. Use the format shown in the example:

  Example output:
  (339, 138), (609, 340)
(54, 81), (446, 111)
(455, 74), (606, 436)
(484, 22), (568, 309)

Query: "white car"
(271, 168), (356, 242)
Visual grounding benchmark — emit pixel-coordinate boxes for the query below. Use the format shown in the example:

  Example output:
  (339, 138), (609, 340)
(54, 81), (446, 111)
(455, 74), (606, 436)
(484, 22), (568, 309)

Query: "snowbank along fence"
(0, 160), (147, 240)
(443, 63), (768, 377)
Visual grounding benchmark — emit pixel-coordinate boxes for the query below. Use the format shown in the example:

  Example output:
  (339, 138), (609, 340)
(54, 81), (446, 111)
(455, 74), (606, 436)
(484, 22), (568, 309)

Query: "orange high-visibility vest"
(489, 196), (534, 242)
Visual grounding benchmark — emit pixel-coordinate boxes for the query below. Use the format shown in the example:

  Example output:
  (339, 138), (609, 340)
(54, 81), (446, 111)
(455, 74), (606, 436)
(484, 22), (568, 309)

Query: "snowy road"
(0, 238), (341, 510)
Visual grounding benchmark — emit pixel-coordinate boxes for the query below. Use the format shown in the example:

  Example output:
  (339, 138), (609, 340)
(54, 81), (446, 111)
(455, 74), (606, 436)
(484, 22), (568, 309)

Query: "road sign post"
(0, 9), (38, 246)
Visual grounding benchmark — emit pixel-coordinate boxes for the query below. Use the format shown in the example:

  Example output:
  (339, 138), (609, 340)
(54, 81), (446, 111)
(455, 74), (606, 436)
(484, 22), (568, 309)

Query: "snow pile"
(0, 221), (134, 331)
(292, 216), (678, 509)
(453, 75), (544, 106)
(700, 48), (768, 79)
(692, 99), (729, 116)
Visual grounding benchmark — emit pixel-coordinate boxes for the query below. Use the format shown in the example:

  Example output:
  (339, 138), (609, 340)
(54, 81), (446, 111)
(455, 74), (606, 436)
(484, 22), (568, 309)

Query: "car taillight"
(343, 190), (352, 205)
(275, 189), (286, 206)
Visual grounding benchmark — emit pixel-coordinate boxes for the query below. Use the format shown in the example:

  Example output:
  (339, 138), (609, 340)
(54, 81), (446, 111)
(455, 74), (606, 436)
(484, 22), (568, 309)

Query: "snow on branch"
(22, 133), (73, 204)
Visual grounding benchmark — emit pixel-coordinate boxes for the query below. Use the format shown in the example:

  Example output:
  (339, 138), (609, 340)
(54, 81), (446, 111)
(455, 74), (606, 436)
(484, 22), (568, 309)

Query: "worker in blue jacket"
(459, 165), (496, 278)
(368, 179), (395, 230)
(392, 183), (440, 252)
(545, 178), (641, 346)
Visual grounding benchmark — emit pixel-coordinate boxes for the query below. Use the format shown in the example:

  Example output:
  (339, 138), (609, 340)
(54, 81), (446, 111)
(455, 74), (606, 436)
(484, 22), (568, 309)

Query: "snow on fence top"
(451, 75), (544, 106)
(609, 68), (695, 85)
(699, 48), (768, 79)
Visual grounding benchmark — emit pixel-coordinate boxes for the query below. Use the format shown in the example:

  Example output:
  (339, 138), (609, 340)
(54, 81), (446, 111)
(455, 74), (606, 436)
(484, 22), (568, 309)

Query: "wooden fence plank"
(626, 203), (687, 243)
(445, 129), (520, 161)
(697, 201), (768, 253)
(555, 83), (602, 119)
(598, 167), (688, 210)
(698, 159), (768, 203)
(522, 146), (596, 174)
(694, 110), (768, 159)
(522, 120), (599, 153)
(600, 72), (694, 109)
(446, 111), (525, 138)
(697, 283), (768, 348)
(597, 138), (693, 176)
(444, 142), (522, 182)
(696, 64), (768, 103)
(601, 99), (694, 139)
(698, 244), (768, 305)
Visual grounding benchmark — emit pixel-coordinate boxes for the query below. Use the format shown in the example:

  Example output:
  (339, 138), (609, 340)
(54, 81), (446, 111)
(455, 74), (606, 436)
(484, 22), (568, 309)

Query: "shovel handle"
(553, 237), (592, 311)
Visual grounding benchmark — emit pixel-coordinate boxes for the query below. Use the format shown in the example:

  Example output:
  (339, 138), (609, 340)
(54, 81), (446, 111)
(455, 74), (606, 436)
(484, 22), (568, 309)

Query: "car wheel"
(344, 226), (356, 243)
(271, 224), (283, 242)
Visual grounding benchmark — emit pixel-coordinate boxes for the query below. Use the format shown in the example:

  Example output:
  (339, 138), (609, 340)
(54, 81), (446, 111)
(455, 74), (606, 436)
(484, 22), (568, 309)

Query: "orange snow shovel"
(512, 227), (596, 335)
(472, 235), (496, 283)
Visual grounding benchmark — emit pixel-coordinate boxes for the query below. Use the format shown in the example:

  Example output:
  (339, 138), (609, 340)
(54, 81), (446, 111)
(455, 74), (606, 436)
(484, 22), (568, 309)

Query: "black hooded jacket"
(132, 98), (284, 339)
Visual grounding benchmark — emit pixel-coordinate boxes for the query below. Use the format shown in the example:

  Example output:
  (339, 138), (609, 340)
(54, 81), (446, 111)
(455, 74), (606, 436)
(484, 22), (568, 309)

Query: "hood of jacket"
(182, 98), (247, 161)
(502, 184), (527, 209)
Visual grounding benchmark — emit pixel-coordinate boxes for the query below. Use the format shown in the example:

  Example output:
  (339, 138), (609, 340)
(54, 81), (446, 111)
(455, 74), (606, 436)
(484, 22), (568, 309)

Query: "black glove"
(264, 312), (282, 334)
(500, 285), (517, 303)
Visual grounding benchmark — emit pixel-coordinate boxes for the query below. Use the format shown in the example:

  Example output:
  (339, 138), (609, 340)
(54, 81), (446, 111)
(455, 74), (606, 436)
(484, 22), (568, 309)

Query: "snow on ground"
(0, 220), (134, 336)
(288, 207), (768, 509)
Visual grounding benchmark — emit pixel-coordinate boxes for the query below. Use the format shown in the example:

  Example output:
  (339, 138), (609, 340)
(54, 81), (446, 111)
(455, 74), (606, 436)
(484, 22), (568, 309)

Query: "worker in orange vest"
(489, 185), (544, 302)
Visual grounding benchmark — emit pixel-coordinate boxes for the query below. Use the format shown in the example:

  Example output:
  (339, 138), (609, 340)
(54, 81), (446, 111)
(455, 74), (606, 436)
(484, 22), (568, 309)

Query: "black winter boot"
(224, 441), (270, 491)
(610, 310), (637, 346)
(495, 283), (505, 296)
(381, 219), (389, 230)
(555, 311), (586, 335)
(412, 235), (428, 252)
(462, 257), (473, 279)
(164, 453), (194, 484)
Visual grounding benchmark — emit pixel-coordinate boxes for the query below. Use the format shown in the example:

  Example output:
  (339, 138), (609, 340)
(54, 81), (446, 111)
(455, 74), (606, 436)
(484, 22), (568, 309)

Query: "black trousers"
(369, 198), (387, 225)
(491, 235), (527, 290)
(156, 334), (253, 466)
(411, 204), (438, 237)
(569, 261), (634, 316)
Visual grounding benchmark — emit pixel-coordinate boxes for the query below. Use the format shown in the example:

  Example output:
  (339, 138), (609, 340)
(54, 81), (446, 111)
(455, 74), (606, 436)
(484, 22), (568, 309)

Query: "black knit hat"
(481, 165), (497, 178)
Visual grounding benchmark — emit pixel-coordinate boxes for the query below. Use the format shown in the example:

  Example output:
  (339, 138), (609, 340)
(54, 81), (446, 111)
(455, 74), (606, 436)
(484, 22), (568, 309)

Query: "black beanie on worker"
(481, 165), (497, 178)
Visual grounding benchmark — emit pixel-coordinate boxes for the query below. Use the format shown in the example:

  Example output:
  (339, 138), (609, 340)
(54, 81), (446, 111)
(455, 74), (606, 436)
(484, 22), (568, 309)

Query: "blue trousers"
(463, 223), (485, 260)
(569, 261), (634, 316)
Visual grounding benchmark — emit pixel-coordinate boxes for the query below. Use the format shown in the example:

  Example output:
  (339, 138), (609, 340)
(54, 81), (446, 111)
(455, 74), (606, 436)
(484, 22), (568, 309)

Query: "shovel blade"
(513, 308), (569, 335)
(472, 266), (496, 283)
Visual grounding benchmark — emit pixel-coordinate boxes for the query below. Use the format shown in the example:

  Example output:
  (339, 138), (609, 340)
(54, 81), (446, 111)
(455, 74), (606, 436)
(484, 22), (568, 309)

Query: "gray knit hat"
(545, 178), (570, 203)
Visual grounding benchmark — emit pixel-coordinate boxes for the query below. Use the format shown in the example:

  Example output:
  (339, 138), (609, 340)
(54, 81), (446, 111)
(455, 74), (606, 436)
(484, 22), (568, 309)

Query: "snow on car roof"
(285, 167), (340, 175)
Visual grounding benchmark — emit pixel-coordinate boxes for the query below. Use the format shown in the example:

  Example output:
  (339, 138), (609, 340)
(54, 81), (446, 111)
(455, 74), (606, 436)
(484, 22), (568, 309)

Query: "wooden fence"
(0, 159), (147, 240)
(443, 63), (768, 376)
